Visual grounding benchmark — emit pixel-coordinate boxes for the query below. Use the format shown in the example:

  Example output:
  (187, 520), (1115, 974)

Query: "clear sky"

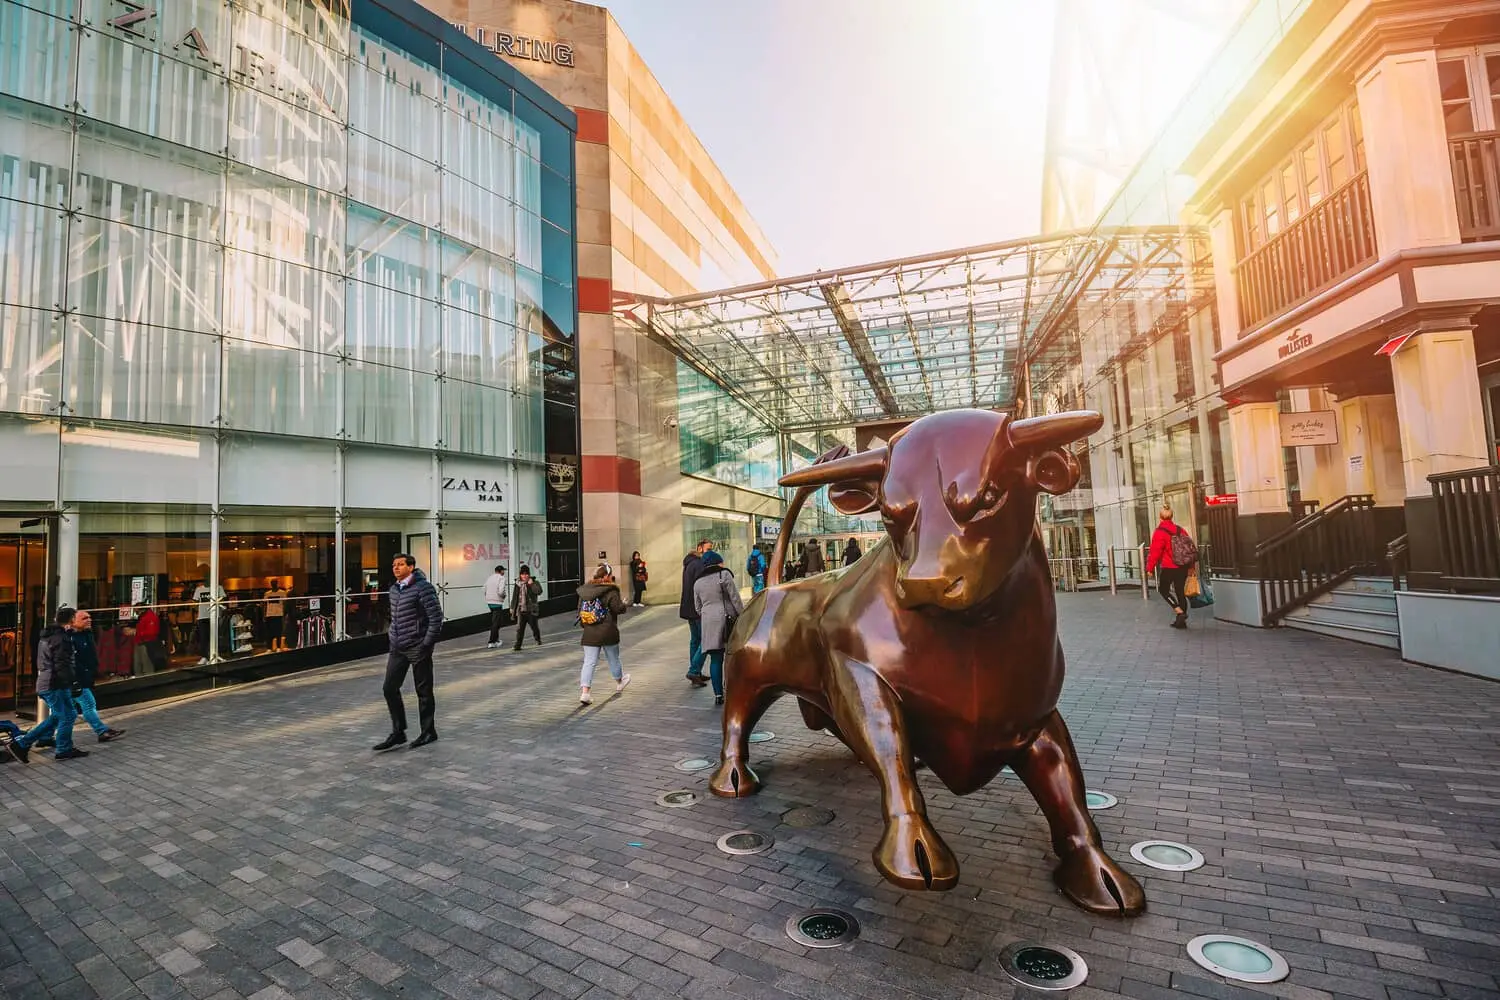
(594, 0), (1057, 277)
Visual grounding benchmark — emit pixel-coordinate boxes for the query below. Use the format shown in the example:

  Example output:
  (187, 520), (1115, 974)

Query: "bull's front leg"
(1009, 709), (1145, 916)
(827, 654), (958, 890)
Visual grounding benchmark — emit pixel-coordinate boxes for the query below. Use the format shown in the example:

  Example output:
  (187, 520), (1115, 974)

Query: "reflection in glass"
(67, 320), (221, 428)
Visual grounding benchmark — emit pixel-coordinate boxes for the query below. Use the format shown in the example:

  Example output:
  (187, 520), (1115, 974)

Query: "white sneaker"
(486, 642), (498, 649)
(616, 673), (631, 693)
(579, 690), (592, 705)
(196, 657), (208, 665)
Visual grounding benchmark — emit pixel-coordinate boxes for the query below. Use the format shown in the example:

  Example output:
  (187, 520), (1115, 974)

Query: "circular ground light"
(674, 757), (713, 772)
(781, 806), (835, 828)
(655, 790), (699, 808)
(749, 731), (775, 743)
(1186, 935), (1289, 984)
(997, 942), (1089, 991)
(1130, 840), (1204, 872)
(715, 830), (774, 856)
(1084, 790), (1118, 810)
(785, 908), (859, 948)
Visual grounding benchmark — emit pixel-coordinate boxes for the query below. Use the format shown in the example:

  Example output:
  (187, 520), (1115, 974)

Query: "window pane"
(67, 320), (220, 427)
(1261, 177), (1280, 236)
(221, 340), (339, 437)
(1438, 59), (1475, 134)
(1301, 142), (1322, 205)
(1323, 121), (1348, 187)
(75, 30), (229, 154)
(68, 217), (223, 333)
(1280, 161), (1300, 224)
(0, 4), (78, 112)
(1349, 105), (1365, 170)
(344, 361), (435, 448)
(1488, 54), (1500, 127)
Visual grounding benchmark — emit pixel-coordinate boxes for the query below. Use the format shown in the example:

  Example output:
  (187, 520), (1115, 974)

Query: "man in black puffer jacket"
(8, 607), (85, 763)
(373, 554), (444, 752)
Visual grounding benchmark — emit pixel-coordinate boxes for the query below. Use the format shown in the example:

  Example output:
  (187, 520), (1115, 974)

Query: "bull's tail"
(766, 484), (817, 588)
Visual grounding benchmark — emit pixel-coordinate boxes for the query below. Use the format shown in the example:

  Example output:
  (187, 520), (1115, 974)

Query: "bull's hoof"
(708, 757), (761, 798)
(1053, 846), (1145, 916)
(873, 813), (958, 890)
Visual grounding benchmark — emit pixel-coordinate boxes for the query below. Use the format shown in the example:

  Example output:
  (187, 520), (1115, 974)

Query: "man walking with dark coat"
(680, 539), (712, 688)
(373, 554), (444, 752)
(69, 610), (125, 743)
(8, 607), (86, 763)
(511, 566), (543, 650)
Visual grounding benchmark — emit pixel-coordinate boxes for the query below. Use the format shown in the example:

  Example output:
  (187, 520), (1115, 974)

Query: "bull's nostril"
(944, 577), (965, 598)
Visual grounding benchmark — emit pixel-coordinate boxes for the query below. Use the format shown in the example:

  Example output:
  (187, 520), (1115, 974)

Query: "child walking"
(576, 564), (630, 705)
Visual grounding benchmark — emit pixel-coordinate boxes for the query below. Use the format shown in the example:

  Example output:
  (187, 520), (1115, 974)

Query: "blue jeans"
(20, 689), (77, 754)
(580, 644), (623, 688)
(74, 688), (108, 735)
(707, 649), (725, 697)
(687, 619), (707, 676)
(752, 574), (766, 595)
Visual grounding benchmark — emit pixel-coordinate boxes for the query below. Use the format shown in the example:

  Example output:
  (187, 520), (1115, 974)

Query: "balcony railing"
(1236, 171), (1377, 331)
(1429, 465), (1500, 592)
(1450, 132), (1500, 242)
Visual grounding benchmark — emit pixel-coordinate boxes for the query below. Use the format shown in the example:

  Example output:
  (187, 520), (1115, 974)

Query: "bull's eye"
(973, 482), (1007, 519)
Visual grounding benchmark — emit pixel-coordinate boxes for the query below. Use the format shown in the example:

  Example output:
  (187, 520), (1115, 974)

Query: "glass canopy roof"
(617, 226), (1203, 434)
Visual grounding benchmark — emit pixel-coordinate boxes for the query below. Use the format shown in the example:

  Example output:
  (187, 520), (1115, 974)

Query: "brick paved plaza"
(2, 595), (1498, 1000)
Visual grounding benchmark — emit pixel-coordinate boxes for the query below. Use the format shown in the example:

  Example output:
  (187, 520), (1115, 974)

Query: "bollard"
(1139, 543), (1149, 601)
(1108, 548), (1117, 595)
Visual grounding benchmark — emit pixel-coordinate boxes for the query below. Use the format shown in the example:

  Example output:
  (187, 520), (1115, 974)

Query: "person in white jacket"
(483, 565), (508, 649)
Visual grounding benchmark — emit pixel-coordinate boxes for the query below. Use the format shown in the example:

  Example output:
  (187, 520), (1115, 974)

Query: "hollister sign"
(1277, 328), (1313, 360)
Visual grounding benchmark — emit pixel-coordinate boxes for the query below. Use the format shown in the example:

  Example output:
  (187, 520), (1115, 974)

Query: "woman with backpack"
(576, 564), (630, 705)
(691, 550), (744, 706)
(1146, 505), (1196, 629)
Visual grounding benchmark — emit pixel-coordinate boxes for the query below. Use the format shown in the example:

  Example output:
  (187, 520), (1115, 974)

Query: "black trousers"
(1157, 567), (1189, 615)
(631, 581), (645, 605)
(383, 647), (435, 737)
(487, 606), (510, 644)
(194, 619), (210, 658)
(513, 612), (541, 649)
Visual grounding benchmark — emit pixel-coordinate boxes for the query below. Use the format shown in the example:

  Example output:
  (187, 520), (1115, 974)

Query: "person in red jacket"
(131, 604), (168, 674)
(1146, 505), (1191, 629)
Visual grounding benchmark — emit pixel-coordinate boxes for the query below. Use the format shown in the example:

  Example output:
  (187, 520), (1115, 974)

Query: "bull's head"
(780, 409), (1101, 613)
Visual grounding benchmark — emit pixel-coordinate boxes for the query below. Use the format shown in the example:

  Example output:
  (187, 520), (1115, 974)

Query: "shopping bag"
(1188, 572), (1214, 608)
(1184, 568), (1201, 598)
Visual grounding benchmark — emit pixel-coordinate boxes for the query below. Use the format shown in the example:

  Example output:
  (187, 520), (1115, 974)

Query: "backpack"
(578, 596), (610, 626)
(1168, 525), (1199, 568)
(746, 550), (765, 575)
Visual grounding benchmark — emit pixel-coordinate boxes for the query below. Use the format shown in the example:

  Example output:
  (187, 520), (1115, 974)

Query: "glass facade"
(1027, 0), (1320, 583)
(0, 0), (578, 703)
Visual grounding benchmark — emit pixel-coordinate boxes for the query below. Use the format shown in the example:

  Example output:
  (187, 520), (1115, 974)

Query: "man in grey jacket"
(8, 607), (87, 763)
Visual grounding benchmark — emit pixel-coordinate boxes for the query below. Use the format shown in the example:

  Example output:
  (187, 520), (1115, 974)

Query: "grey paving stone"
(2, 602), (1497, 1000)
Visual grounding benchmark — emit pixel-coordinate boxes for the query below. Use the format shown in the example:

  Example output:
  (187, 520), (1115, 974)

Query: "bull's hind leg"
(1009, 709), (1145, 916)
(827, 655), (958, 890)
(708, 668), (777, 799)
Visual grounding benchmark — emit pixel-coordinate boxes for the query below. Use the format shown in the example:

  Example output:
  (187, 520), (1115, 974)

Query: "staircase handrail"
(1254, 494), (1381, 625)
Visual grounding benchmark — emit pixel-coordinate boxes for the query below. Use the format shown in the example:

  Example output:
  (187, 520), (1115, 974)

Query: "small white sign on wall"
(1279, 411), (1339, 447)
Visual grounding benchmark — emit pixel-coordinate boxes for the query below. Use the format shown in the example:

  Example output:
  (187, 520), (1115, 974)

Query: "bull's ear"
(779, 446), (888, 490)
(1026, 448), (1082, 496)
(829, 482), (880, 516)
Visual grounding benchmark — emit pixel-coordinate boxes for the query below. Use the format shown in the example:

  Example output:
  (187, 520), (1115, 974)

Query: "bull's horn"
(779, 447), (888, 489)
(1006, 410), (1104, 451)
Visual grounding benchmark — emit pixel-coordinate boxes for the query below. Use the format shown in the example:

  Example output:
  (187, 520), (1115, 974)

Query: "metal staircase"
(1280, 577), (1400, 650)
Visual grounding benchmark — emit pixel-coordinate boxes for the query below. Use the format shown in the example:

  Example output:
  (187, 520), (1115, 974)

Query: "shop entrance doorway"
(0, 525), (49, 716)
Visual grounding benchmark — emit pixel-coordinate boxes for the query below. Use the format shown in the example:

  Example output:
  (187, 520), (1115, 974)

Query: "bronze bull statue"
(709, 408), (1145, 916)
